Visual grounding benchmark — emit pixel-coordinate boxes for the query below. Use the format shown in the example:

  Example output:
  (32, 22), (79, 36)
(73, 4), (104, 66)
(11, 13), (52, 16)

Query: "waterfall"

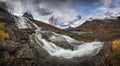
(30, 21), (104, 59)
(15, 16), (104, 59)
(14, 16), (32, 29)
(33, 32), (103, 59)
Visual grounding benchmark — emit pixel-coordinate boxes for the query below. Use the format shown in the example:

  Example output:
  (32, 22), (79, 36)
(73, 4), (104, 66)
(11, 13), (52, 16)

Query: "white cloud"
(102, 0), (113, 7)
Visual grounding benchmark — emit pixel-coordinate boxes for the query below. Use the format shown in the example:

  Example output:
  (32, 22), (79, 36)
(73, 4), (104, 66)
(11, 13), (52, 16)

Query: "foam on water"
(35, 33), (103, 59)
(33, 29), (104, 59)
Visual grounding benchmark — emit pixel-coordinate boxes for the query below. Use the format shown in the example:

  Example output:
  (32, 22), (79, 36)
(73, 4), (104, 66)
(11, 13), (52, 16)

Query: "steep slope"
(0, 3), (14, 22)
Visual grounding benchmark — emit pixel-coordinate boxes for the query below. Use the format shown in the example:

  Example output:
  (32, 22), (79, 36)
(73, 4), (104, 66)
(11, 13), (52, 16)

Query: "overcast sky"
(1, 0), (120, 27)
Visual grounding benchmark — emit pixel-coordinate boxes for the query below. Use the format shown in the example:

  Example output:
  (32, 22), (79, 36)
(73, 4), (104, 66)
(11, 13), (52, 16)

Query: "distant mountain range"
(71, 17), (120, 32)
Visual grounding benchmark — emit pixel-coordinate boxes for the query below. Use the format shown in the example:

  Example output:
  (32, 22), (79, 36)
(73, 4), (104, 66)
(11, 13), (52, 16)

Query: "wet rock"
(40, 31), (74, 50)
(29, 36), (49, 59)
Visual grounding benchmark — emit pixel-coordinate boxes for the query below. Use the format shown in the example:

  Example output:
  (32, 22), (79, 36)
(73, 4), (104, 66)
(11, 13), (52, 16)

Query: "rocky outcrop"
(23, 12), (34, 19)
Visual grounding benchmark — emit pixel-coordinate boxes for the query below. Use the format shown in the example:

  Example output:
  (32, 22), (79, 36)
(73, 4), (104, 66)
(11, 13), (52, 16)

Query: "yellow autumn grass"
(0, 22), (10, 44)
(0, 22), (6, 29)
(112, 40), (120, 51)
(108, 39), (120, 66)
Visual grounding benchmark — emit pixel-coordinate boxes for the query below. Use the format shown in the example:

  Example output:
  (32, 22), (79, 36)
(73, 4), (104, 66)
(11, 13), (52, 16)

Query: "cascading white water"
(15, 16), (104, 59)
(14, 16), (32, 29)
(30, 22), (104, 59)
(33, 32), (103, 59)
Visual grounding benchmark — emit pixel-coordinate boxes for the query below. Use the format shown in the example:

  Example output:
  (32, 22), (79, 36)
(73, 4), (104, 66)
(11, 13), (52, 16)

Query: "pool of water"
(71, 31), (87, 35)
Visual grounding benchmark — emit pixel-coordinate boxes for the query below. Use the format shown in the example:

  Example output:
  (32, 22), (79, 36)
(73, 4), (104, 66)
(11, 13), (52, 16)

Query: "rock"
(0, 51), (9, 66)
(15, 44), (35, 60)
(10, 58), (28, 66)
(1, 40), (19, 52)
(0, 2), (7, 10)
(23, 12), (34, 19)
(40, 31), (74, 50)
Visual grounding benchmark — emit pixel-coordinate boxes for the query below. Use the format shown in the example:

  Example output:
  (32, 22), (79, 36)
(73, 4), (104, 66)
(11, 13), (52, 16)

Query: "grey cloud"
(38, 8), (52, 16)
(102, 0), (116, 8)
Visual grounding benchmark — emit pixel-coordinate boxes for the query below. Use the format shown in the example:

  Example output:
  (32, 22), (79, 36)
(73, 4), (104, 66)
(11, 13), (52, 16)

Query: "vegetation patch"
(0, 22), (10, 44)
(108, 40), (120, 66)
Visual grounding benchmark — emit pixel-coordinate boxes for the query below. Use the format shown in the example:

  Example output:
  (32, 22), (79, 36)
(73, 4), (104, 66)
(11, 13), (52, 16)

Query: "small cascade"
(14, 16), (32, 29)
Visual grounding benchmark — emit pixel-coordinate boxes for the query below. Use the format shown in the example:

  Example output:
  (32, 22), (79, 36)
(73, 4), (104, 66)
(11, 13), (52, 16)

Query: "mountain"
(69, 17), (120, 41)
(71, 17), (120, 32)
